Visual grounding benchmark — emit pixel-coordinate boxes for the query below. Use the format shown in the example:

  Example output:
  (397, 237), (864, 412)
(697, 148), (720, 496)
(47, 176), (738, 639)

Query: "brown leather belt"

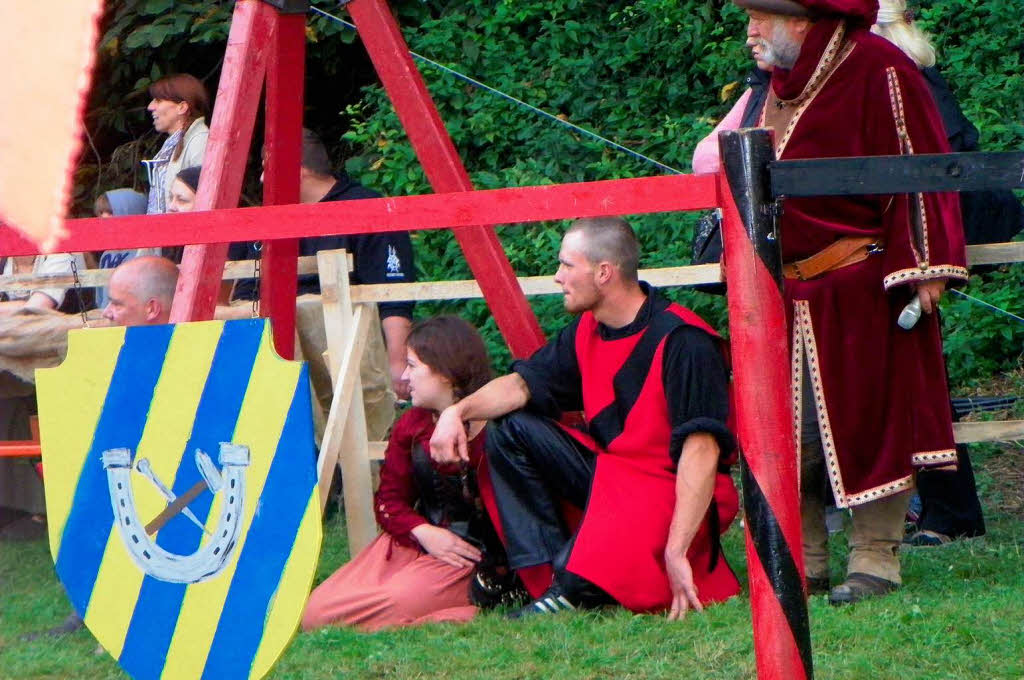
(782, 236), (884, 281)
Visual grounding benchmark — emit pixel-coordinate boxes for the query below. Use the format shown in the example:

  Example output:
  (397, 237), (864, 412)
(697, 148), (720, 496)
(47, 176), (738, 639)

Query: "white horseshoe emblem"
(102, 443), (250, 584)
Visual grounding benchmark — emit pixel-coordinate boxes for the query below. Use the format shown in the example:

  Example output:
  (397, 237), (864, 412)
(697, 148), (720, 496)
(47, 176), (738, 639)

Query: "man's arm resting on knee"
(665, 432), (719, 621)
(430, 373), (531, 464)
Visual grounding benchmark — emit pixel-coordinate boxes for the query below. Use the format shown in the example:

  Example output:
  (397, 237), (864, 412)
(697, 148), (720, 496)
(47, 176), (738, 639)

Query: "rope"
(309, 6), (685, 175)
(949, 289), (1024, 326)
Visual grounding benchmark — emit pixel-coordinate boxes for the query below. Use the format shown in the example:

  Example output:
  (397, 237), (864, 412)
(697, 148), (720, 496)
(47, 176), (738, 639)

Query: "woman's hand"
(410, 524), (482, 569)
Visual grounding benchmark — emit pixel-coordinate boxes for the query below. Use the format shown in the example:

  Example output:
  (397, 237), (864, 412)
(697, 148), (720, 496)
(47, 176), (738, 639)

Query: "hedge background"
(77, 0), (1023, 385)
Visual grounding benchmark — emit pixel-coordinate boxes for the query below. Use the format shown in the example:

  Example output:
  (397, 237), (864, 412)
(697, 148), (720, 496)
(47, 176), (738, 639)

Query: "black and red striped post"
(718, 128), (812, 680)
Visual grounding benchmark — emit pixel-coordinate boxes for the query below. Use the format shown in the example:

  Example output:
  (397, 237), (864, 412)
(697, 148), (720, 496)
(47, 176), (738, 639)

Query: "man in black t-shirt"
(229, 128), (416, 401)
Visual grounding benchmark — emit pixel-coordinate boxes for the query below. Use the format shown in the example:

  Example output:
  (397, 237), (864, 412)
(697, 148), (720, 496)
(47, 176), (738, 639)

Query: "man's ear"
(145, 299), (162, 323)
(791, 16), (813, 37)
(595, 261), (614, 286)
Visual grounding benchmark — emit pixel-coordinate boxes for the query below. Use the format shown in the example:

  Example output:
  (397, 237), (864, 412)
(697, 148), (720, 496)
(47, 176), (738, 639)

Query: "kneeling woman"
(303, 316), (499, 632)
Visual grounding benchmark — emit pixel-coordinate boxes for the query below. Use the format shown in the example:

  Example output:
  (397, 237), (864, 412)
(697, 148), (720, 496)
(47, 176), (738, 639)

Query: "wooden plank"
(367, 441), (387, 461)
(953, 420), (1024, 444)
(336, 337), (375, 553)
(170, 0), (277, 323)
(315, 248), (377, 552)
(966, 241), (1024, 266)
(0, 174), (721, 256)
(350, 264), (723, 303)
(318, 249), (354, 384)
(259, 9), (305, 359)
(0, 257), (321, 293)
(315, 303), (375, 546)
(17, 244), (1024, 302)
(771, 151), (1024, 197)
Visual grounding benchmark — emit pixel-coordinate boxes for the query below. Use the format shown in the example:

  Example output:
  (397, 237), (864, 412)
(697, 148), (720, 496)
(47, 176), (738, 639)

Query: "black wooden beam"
(770, 151), (1024, 197)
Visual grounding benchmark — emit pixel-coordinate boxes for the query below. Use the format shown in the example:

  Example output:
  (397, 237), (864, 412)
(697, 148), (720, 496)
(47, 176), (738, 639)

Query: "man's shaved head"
(103, 256), (179, 326)
(564, 217), (640, 283)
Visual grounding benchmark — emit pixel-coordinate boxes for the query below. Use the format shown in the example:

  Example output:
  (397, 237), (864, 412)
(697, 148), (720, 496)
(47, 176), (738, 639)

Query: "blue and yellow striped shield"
(36, 319), (322, 680)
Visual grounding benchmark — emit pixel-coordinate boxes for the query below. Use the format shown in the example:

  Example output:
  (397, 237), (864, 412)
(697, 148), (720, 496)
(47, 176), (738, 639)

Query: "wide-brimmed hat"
(733, 0), (810, 16)
(733, 0), (878, 24)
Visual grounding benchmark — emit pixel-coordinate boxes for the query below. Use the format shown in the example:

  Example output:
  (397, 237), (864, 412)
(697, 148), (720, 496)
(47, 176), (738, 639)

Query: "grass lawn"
(2, 443), (1022, 680)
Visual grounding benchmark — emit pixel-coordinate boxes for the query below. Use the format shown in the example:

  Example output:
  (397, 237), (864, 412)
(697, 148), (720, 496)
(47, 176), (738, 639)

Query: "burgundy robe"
(759, 19), (967, 507)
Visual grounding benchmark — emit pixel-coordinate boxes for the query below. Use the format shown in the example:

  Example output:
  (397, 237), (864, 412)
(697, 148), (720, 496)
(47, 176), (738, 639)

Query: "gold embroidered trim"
(791, 317), (805, 493)
(882, 265), (969, 290)
(846, 475), (914, 506)
(886, 67), (930, 266)
(911, 449), (958, 466)
(794, 300), (850, 507)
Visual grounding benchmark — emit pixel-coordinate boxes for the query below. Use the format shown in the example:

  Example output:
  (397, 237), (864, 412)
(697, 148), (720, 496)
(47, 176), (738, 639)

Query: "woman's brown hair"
(149, 74), (211, 161)
(406, 316), (492, 402)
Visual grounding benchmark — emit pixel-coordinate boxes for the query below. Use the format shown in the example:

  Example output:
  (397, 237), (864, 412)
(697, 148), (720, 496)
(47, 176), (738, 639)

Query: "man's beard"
(753, 21), (802, 69)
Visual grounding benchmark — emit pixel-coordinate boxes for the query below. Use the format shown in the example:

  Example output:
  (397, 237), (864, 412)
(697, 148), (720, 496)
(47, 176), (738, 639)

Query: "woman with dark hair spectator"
(167, 166), (201, 214)
(142, 74), (210, 214)
(302, 316), (516, 632)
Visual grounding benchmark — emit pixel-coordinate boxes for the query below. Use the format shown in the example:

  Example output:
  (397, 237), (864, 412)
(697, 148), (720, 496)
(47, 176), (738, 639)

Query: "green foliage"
(75, 0), (1022, 384)
(339, 0), (753, 363)
(335, 0), (1022, 380)
(940, 265), (1024, 388)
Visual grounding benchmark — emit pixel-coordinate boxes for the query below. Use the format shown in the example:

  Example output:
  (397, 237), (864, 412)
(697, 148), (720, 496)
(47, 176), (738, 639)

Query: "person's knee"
(300, 592), (330, 631)
(485, 410), (542, 465)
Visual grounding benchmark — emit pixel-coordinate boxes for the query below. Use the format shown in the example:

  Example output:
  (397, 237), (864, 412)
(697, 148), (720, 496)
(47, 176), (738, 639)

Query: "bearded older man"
(730, 0), (967, 604)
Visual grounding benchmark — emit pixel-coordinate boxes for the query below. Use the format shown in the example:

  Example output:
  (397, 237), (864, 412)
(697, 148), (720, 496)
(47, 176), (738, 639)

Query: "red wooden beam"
(346, 0), (545, 358)
(169, 0), (276, 323)
(0, 443), (42, 458)
(259, 10), (306, 358)
(0, 174), (718, 255)
(719, 130), (810, 679)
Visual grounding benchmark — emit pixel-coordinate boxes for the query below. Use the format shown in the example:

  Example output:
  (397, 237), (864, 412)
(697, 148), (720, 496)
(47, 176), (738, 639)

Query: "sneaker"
(507, 585), (580, 619)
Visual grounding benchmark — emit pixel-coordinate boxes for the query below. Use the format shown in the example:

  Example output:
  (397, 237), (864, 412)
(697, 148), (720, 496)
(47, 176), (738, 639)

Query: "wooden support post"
(346, 0), (545, 358)
(260, 8), (306, 358)
(170, 0), (276, 323)
(719, 129), (812, 680)
(316, 249), (377, 552)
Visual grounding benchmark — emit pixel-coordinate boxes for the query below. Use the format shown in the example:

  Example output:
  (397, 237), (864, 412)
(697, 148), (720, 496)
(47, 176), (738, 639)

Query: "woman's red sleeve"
(373, 411), (429, 546)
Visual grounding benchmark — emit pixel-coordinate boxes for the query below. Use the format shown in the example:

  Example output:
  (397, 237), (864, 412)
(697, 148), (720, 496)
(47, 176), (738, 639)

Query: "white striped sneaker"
(507, 586), (578, 619)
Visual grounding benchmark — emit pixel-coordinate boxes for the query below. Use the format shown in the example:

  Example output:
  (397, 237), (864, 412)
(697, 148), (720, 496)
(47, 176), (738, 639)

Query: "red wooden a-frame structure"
(0, 2), (808, 678)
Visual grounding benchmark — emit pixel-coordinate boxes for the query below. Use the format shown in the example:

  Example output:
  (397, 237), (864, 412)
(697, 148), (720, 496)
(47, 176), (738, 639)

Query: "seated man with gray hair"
(102, 256), (179, 327)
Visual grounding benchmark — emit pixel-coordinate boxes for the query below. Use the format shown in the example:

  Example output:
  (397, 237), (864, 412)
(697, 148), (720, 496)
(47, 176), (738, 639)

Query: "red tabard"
(763, 21), (968, 507)
(555, 303), (740, 612)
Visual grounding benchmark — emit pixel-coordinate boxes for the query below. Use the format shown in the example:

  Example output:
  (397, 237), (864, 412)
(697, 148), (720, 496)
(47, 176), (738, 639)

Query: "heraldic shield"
(35, 318), (322, 680)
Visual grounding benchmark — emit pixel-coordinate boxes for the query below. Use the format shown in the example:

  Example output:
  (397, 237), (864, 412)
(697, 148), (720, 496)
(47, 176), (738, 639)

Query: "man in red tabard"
(733, 0), (967, 603)
(430, 217), (740, 618)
